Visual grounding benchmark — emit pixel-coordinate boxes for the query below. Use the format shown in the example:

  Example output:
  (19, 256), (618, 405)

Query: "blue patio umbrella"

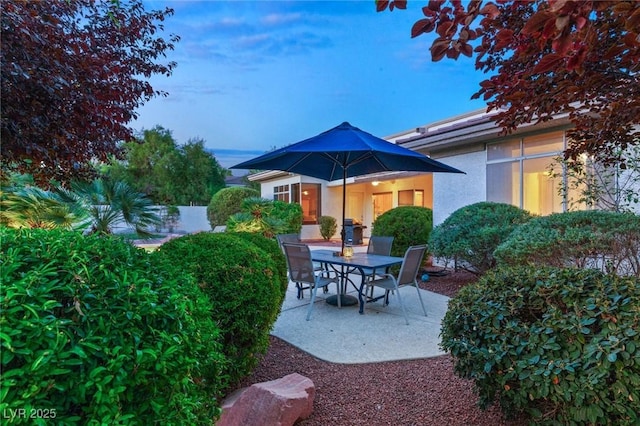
(231, 122), (464, 254)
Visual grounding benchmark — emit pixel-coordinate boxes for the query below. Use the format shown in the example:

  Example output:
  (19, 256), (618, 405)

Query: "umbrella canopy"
(231, 122), (464, 253)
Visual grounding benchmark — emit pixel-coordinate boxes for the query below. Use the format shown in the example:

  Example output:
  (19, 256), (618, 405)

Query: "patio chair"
(362, 235), (394, 278)
(364, 244), (428, 325)
(277, 233), (324, 299)
(360, 236), (394, 297)
(282, 242), (340, 320)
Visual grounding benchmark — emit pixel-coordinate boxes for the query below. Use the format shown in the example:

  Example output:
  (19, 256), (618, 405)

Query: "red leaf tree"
(1, 0), (179, 185)
(377, 0), (640, 165)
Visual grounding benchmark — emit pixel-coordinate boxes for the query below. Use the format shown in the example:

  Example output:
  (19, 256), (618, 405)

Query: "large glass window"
(398, 189), (424, 207)
(487, 131), (565, 215)
(291, 183), (321, 224)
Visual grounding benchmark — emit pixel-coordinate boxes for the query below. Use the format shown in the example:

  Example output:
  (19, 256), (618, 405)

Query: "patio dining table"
(311, 249), (404, 314)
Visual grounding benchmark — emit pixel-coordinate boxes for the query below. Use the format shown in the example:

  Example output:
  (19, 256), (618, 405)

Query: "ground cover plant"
(495, 210), (640, 277)
(429, 202), (532, 274)
(441, 265), (640, 425)
(1, 228), (225, 424)
(156, 232), (288, 393)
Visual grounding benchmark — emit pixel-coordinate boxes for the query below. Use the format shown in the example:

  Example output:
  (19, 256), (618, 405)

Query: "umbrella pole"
(341, 168), (347, 256)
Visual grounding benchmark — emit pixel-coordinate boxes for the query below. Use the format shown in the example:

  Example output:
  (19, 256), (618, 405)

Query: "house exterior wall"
(248, 110), (639, 238)
(432, 149), (486, 226)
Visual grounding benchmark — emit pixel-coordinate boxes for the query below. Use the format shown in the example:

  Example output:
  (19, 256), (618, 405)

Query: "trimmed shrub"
(441, 266), (640, 425)
(319, 216), (337, 240)
(232, 232), (288, 292)
(156, 232), (287, 392)
(495, 210), (640, 277)
(207, 187), (259, 229)
(0, 228), (225, 424)
(371, 206), (433, 259)
(271, 200), (303, 234)
(428, 202), (532, 274)
(226, 197), (302, 237)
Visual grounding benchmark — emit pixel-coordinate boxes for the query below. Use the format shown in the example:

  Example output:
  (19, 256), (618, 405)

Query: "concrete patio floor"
(270, 243), (450, 364)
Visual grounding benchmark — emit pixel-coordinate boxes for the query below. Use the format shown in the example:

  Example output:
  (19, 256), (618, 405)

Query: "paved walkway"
(270, 243), (450, 364)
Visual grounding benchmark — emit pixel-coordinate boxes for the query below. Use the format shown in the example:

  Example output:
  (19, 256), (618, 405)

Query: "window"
(273, 185), (289, 202)
(292, 183), (321, 224)
(372, 192), (393, 220)
(486, 131), (565, 215)
(398, 189), (424, 207)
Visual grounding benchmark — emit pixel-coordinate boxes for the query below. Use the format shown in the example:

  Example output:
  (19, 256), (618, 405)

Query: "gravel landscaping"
(236, 270), (529, 425)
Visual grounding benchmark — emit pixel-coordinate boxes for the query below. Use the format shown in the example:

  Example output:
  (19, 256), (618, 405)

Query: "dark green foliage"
(495, 210), (640, 277)
(226, 198), (302, 237)
(231, 232), (288, 294)
(372, 206), (433, 258)
(428, 202), (532, 274)
(156, 232), (287, 391)
(271, 200), (303, 234)
(0, 228), (225, 424)
(207, 187), (259, 228)
(441, 266), (640, 425)
(106, 127), (228, 205)
(319, 216), (337, 240)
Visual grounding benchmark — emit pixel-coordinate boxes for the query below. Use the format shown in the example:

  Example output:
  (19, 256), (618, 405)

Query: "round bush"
(318, 216), (337, 240)
(156, 232), (287, 391)
(231, 231), (288, 292)
(428, 202), (532, 274)
(441, 265), (640, 424)
(207, 187), (259, 228)
(495, 210), (640, 277)
(0, 228), (225, 424)
(371, 206), (433, 259)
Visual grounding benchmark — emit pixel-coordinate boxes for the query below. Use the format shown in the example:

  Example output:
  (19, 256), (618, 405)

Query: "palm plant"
(0, 185), (87, 230)
(59, 179), (161, 236)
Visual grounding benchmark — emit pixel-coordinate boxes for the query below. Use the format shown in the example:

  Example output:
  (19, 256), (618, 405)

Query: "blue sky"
(134, 1), (488, 172)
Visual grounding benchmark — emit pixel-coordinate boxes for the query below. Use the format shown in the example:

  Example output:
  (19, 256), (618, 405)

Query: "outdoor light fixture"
(371, 181), (379, 186)
(343, 245), (354, 257)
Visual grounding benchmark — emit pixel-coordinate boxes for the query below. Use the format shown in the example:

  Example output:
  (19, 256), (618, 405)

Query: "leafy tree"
(172, 139), (227, 205)
(1, 0), (179, 186)
(107, 127), (228, 205)
(108, 126), (180, 203)
(377, 1), (640, 165)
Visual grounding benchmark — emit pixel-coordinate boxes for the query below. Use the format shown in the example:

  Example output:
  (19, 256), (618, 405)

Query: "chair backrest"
(396, 245), (427, 286)
(367, 236), (394, 256)
(282, 242), (316, 285)
(276, 233), (300, 252)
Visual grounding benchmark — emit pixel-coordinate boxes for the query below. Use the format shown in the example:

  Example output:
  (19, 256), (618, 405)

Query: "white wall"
(432, 150), (486, 226)
(175, 206), (210, 233)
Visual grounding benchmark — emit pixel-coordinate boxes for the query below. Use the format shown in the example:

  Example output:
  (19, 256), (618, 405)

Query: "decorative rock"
(217, 373), (315, 426)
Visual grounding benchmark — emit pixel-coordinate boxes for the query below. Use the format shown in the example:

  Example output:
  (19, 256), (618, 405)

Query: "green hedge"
(371, 206), (433, 258)
(207, 187), (259, 229)
(156, 232), (287, 392)
(495, 210), (640, 277)
(441, 266), (640, 424)
(1, 228), (225, 424)
(428, 202), (532, 274)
